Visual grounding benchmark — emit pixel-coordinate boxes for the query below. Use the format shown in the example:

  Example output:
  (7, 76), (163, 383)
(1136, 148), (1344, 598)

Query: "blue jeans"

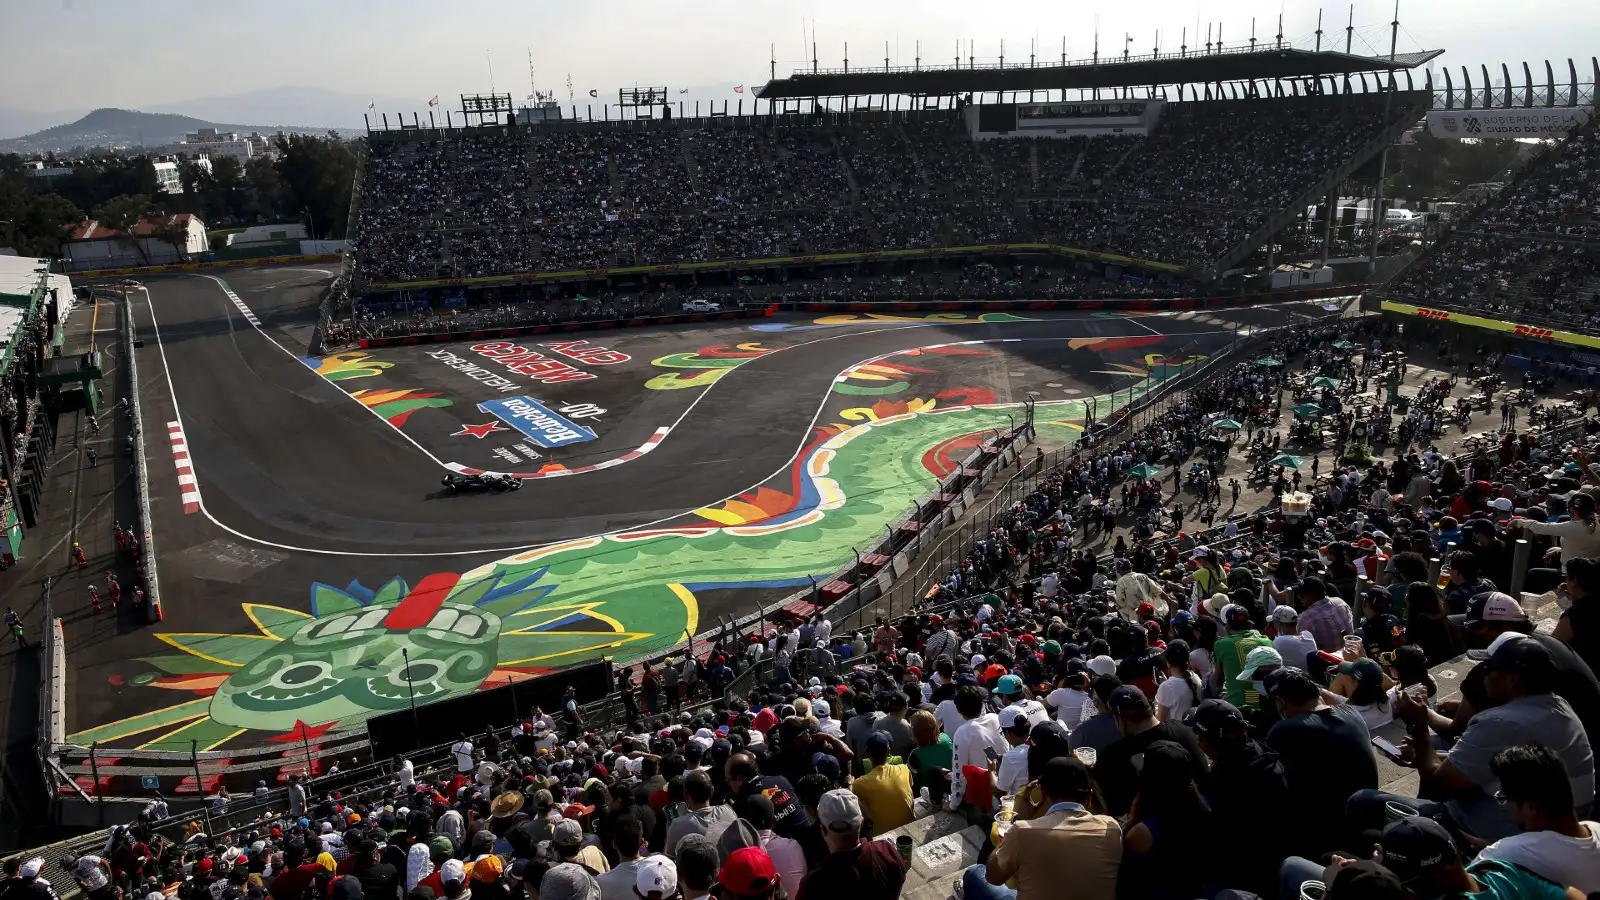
(962, 865), (1017, 900)
(1277, 857), (1325, 900)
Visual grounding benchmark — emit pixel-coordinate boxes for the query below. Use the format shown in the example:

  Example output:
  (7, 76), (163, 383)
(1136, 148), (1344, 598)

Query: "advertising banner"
(477, 396), (597, 448)
(1379, 299), (1600, 350)
(1426, 108), (1586, 140)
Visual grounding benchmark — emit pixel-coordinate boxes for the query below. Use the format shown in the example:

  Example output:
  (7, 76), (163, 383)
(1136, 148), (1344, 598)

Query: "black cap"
(1107, 685), (1152, 716)
(1476, 634), (1558, 678)
(1184, 699), (1246, 735)
(1379, 816), (1458, 882)
(1467, 518), (1497, 536)
(1327, 860), (1407, 900)
(1262, 667), (1321, 704)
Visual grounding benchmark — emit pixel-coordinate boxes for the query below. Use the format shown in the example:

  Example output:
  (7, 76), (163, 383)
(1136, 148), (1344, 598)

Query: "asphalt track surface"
(131, 269), (1336, 557)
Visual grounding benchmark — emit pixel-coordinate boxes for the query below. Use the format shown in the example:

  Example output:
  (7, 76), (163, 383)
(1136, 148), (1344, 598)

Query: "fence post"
(193, 740), (215, 835)
(1510, 538), (1531, 597)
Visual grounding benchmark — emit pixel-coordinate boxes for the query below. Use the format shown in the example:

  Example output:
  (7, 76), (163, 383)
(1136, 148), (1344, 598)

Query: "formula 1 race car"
(440, 473), (523, 493)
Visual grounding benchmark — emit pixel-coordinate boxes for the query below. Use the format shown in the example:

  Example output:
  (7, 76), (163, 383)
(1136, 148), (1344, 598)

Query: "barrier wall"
(356, 286), (1363, 349)
(357, 307), (772, 348)
(1380, 298), (1600, 350)
(360, 241), (1188, 292)
(67, 253), (343, 280)
(119, 292), (163, 624)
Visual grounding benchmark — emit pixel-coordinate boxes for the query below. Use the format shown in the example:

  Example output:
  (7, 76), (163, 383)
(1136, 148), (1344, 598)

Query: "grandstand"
(345, 49), (1436, 316)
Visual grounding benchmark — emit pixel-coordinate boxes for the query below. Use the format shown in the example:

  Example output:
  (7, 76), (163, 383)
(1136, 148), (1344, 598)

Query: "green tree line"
(0, 132), (356, 259)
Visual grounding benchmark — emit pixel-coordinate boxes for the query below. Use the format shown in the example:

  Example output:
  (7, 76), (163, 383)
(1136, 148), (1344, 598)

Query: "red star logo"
(452, 421), (507, 439)
(266, 720), (338, 743)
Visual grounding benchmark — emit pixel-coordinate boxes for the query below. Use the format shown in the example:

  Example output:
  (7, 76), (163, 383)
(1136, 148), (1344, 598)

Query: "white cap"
(813, 699), (831, 718)
(998, 706), (1028, 730)
(634, 855), (678, 899)
(1087, 655), (1117, 677)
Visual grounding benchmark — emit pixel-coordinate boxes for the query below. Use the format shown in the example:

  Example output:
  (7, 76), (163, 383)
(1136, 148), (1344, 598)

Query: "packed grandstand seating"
(348, 93), (1423, 286)
(27, 316), (1600, 900)
(1383, 109), (1600, 330)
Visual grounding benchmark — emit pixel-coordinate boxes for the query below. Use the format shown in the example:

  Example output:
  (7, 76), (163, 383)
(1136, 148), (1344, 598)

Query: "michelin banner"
(1426, 108), (1586, 139)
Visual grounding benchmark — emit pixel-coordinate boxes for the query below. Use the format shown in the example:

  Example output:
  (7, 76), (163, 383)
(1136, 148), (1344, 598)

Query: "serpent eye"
(248, 660), (338, 702)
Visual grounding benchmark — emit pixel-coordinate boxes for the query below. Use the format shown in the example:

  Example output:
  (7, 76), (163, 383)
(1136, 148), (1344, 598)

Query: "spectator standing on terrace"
(664, 771), (737, 855)
(795, 790), (904, 900)
(1212, 605), (1271, 707)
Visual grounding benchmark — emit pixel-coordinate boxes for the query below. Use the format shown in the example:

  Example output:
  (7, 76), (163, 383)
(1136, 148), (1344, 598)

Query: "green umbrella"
(1270, 454), (1305, 469)
(1256, 357), (1284, 367)
(1125, 463), (1164, 481)
(738, 275), (755, 283)
(1331, 341), (1356, 350)
(1211, 418), (1243, 431)
(1292, 403), (1323, 418)
(1310, 376), (1342, 389)
(891, 276), (908, 284)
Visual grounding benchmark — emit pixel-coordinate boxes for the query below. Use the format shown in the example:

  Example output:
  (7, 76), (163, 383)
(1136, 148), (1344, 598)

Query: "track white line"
(146, 285), (1184, 558)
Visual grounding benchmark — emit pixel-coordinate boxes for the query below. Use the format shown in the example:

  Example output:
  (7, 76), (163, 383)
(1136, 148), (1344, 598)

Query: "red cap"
(929, 615), (943, 626)
(1136, 602), (1155, 617)
(982, 664), (1007, 683)
(906, 666), (922, 678)
(719, 847), (778, 896)
(1017, 633), (1037, 645)
(197, 859), (213, 874)
(590, 765), (609, 778)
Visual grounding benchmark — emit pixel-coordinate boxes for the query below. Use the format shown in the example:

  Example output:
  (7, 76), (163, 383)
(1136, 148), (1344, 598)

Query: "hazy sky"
(4, 0), (1598, 112)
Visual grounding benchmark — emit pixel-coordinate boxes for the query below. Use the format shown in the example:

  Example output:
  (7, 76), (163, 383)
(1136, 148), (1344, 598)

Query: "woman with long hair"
(1386, 550), (1430, 617)
(1154, 640), (1203, 724)
(906, 709), (952, 802)
(1119, 741), (1214, 900)
(1553, 556), (1600, 676)
(1405, 581), (1463, 666)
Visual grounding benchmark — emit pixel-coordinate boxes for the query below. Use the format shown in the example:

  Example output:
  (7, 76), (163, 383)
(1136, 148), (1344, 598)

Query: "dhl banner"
(71, 254), (343, 280)
(361, 243), (1187, 292)
(1380, 300), (1600, 350)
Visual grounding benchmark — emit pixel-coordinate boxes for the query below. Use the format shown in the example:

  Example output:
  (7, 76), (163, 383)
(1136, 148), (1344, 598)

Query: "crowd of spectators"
(1384, 110), (1599, 331)
(349, 94), (1421, 286)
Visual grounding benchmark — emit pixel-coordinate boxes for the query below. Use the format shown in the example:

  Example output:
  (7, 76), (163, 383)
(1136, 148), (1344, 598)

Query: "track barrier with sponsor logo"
(1379, 299), (1600, 351)
(68, 254), (343, 280)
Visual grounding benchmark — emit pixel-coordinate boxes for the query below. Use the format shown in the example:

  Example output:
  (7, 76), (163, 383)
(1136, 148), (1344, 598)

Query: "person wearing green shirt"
(907, 709), (954, 802)
(1213, 605), (1272, 707)
(1375, 814), (1584, 900)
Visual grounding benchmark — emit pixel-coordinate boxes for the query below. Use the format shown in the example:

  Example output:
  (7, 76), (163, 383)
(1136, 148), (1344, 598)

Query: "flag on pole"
(733, 85), (745, 93)
(678, 88), (688, 94)
(588, 89), (598, 98)
(367, 99), (375, 110)
(428, 95), (439, 107)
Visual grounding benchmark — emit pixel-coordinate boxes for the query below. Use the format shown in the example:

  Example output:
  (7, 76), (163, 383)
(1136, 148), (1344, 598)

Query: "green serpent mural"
(76, 337), (1183, 750)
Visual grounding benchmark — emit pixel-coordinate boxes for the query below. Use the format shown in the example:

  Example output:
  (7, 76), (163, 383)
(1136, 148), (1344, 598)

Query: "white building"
(61, 214), (210, 268)
(152, 128), (274, 165)
(151, 156), (210, 194)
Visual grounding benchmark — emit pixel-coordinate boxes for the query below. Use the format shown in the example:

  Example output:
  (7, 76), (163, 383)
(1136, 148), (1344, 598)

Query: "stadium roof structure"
(756, 46), (1444, 99)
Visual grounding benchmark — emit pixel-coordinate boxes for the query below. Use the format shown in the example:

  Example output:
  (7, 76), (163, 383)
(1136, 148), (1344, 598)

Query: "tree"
(273, 133), (356, 239)
(93, 194), (158, 264)
(147, 209), (193, 261)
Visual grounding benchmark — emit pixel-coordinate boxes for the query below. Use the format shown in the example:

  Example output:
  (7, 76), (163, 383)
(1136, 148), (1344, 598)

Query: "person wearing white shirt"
(936, 695), (964, 739)
(1477, 743), (1600, 894)
(1039, 572), (1060, 599)
(1268, 607), (1319, 672)
(451, 735), (475, 773)
(950, 685), (1007, 779)
(1046, 676), (1092, 731)
(995, 707), (1033, 796)
(812, 615), (833, 650)
(396, 756), (415, 790)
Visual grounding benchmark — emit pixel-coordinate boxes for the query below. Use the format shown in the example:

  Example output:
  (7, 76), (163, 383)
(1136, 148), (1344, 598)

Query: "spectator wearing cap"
(1292, 576), (1354, 653)
(734, 793), (807, 900)
(993, 705), (1034, 796)
(1365, 635), (1596, 843)
(597, 814), (648, 900)
(719, 847), (781, 900)
(1478, 744), (1600, 893)
(795, 790), (904, 900)
(850, 732), (914, 834)
(542, 863), (602, 900)
(628, 855), (677, 900)
(1329, 657), (1396, 730)
(553, 818), (612, 874)
(1187, 699), (1291, 896)
(349, 838), (401, 900)
(1095, 685), (1209, 817)
(1553, 556), (1600, 677)
(4, 858), (57, 900)
(1270, 605), (1318, 672)
(1467, 518), (1514, 589)
(1262, 667), (1378, 857)
(993, 674), (1049, 728)
(1213, 604), (1273, 707)
(966, 756), (1120, 900)
(663, 772), (736, 857)
(1377, 815), (1582, 900)
(671, 835), (717, 900)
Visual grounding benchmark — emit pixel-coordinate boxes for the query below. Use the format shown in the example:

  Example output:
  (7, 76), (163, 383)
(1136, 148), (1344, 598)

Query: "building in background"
(60, 214), (210, 269)
(0, 255), (69, 566)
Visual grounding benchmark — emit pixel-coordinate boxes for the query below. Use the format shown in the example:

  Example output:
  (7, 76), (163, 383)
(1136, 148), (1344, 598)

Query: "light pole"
(401, 647), (420, 740)
(303, 208), (317, 241)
